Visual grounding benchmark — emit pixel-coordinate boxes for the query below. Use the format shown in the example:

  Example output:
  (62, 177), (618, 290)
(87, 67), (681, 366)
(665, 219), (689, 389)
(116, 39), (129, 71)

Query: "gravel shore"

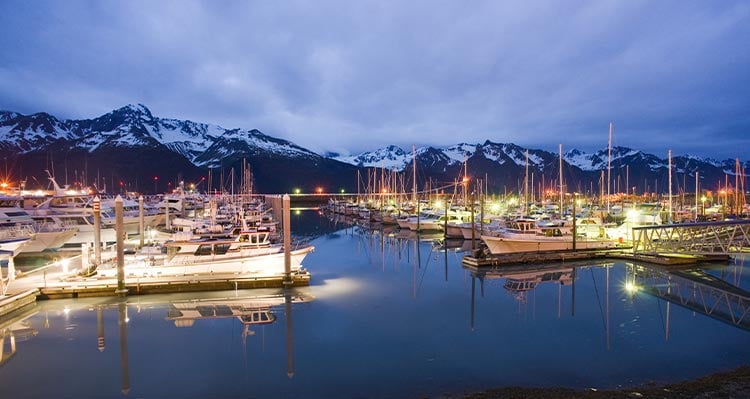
(446, 366), (750, 399)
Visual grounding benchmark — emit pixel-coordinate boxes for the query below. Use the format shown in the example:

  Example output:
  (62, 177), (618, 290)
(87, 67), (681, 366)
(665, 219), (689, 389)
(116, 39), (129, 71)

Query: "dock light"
(294, 188), (301, 194)
(340, 189), (345, 193)
(0, 182), (7, 189)
(316, 187), (323, 194)
(490, 203), (501, 214)
(626, 209), (640, 221)
(434, 200), (443, 209)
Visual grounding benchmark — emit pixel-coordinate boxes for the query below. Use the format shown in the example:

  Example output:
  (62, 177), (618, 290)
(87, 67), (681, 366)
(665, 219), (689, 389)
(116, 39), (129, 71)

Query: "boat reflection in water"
(501, 267), (574, 304)
(2, 289), (314, 397)
(0, 305), (38, 367)
(166, 292), (312, 338)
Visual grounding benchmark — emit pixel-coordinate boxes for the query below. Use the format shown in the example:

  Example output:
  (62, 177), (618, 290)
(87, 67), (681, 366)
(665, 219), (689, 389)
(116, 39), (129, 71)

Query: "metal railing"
(632, 220), (750, 255)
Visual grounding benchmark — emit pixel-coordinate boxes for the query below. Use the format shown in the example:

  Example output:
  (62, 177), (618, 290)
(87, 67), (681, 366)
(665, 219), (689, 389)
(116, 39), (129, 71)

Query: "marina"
(0, 170), (748, 398)
(2, 3), (749, 397)
(0, 209), (748, 398)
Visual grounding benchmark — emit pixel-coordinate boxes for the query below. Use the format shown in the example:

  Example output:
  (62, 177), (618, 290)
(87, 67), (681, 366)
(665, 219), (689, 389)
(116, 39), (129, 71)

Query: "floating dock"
(462, 248), (732, 268)
(36, 272), (311, 300)
(0, 289), (40, 319)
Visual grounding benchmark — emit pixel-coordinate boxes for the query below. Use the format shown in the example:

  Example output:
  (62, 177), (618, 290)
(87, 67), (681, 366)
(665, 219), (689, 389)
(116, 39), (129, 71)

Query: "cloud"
(1, 0), (748, 158)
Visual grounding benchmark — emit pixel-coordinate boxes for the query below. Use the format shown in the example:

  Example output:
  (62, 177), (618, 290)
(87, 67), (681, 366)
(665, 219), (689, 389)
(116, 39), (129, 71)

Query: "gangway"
(632, 220), (750, 256)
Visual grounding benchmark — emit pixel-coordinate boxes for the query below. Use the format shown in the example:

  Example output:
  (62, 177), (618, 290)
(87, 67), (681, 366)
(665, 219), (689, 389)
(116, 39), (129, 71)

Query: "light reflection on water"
(0, 210), (748, 398)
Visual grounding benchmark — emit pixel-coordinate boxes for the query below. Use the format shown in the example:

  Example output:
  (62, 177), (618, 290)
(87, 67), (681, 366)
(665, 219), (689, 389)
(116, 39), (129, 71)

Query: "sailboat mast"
(607, 121), (613, 213)
(668, 149), (673, 224)
(695, 170), (699, 222)
(463, 155), (468, 207)
(412, 145), (417, 204)
(736, 158), (741, 215)
(559, 144), (564, 216)
(524, 149), (529, 216)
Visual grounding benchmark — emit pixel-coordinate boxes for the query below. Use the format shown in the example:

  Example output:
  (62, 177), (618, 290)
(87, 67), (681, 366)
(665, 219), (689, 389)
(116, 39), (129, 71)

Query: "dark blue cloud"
(1, 0), (748, 158)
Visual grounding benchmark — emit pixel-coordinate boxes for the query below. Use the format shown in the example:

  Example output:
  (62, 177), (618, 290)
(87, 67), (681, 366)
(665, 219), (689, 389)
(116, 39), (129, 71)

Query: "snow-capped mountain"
(0, 104), (356, 193)
(0, 104), (745, 194)
(331, 141), (745, 194)
(0, 104), (318, 167)
(333, 142), (739, 175)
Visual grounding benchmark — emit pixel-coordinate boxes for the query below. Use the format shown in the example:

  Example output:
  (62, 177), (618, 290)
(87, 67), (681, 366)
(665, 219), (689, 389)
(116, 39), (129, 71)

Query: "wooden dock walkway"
(462, 248), (732, 268)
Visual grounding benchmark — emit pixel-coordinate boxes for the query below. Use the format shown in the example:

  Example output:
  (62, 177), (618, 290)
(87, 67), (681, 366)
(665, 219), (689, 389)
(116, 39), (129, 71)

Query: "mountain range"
(0, 104), (745, 195)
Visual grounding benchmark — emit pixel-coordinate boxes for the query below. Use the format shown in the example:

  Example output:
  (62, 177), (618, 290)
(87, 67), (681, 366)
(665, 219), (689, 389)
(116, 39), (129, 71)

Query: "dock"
(37, 272), (311, 300)
(462, 248), (732, 268)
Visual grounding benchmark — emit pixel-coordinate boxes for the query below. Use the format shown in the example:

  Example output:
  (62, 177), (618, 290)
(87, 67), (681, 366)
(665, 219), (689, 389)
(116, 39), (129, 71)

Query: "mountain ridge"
(0, 104), (746, 194)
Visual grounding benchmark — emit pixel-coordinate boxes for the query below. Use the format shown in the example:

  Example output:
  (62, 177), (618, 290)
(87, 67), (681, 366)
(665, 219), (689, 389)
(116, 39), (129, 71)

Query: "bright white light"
(624, 281), (638, 293)
(490, 203), (501, 213)
(314, 277), (362, 299)
(626, 209), (640, 221)
(61, 258), (70, 273)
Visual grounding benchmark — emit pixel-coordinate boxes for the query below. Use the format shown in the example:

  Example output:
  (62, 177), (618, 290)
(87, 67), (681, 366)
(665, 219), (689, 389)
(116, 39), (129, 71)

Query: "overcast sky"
(1, 1), (748, 159)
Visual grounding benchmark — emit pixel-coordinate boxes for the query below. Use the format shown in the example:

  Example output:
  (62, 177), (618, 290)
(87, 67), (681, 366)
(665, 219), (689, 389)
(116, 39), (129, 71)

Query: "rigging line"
(590, 268), (607, 332)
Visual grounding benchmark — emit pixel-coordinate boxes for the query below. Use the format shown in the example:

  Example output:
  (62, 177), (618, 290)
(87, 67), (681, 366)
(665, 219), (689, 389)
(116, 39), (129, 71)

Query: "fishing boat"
(481, 221), (616, 255)
(95, 229), (314, 278)
(0, 195), (78, 255)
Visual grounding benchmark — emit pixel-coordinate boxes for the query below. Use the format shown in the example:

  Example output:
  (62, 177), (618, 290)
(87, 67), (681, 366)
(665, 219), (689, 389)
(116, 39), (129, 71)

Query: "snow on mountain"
(443, 143), (478, 163)
(333, 145), (411, 169)
(0, 104), (319, 167)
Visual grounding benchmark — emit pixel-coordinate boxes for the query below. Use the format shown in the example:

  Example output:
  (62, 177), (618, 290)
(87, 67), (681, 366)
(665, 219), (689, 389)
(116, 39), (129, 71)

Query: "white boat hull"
(481, 235), (615, 255)
(17, 229), (79, 254)
(96, 246), (315, 278)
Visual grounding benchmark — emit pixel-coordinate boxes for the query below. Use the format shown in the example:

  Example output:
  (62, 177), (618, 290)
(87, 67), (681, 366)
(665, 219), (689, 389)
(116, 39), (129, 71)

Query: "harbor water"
(0, 210), (748, 398)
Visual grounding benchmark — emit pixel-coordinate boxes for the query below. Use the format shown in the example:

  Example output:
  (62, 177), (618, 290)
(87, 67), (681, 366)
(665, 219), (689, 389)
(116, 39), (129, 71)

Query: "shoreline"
(450, 366), (750, 399)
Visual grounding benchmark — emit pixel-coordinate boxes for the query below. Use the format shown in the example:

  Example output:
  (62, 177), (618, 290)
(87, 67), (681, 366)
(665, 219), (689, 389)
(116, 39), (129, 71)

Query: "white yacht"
(95, 229), (314, 278)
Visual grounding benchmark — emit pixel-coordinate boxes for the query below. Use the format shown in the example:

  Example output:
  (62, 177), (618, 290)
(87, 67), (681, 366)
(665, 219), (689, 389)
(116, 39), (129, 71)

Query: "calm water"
(1, 210), (749, 398)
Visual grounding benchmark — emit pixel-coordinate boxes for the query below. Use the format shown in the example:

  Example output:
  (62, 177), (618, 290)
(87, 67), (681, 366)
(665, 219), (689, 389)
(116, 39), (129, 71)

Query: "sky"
(1, 0), (749, 159)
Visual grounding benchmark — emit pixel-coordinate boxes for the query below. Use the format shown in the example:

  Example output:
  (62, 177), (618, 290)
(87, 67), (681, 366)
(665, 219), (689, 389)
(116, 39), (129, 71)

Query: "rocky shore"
(448, 366), (750, 399)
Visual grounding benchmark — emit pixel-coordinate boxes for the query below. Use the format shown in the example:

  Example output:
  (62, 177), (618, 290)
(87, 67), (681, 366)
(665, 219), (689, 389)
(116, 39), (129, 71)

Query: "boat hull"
(481, 235), (615, 255)
(17, 229), (79, 255)
(96, 245), (315, 278)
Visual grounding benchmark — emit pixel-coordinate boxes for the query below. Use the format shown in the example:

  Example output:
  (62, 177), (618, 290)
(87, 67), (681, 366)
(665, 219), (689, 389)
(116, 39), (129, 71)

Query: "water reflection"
(627, 260), (750, 331)
(0, 289), (312, 397)
(1, 210), (748, 398)
(0, 305), (38, 367)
